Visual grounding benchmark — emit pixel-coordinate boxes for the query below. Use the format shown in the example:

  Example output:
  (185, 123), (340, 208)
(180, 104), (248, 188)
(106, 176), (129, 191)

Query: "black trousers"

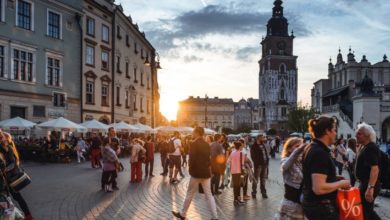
(211, 173), (221, 193)
(101, 170), (116, 188)
(359, 182), (381, 220)
(10, 190), (30, 216)
(232, 174), (241, 200)
(145, 160), (154, 176)
(252, 164), (267, 196)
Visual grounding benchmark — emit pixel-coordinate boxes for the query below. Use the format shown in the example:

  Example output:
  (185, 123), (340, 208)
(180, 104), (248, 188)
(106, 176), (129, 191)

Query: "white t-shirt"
(170, 138), (182, 156)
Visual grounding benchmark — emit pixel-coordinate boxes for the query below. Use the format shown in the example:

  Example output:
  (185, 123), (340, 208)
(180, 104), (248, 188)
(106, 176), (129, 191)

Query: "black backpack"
(379, 150), (390, 189)
(167, 139), (176, 154)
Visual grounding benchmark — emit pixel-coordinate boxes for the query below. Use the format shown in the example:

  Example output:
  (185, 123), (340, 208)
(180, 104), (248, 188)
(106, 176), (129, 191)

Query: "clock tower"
(258, 0), (298, 131)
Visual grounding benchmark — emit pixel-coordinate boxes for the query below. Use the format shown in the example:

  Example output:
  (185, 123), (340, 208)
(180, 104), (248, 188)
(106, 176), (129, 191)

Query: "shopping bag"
(336, 187), (364, 220)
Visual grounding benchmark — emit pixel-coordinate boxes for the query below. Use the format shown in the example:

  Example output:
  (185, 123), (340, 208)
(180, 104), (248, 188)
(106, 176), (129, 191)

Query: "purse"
(7, 167), (31, 192)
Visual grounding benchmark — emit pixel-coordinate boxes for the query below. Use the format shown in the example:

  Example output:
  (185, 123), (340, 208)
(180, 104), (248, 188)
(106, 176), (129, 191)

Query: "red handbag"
(336, 187), (364, 220)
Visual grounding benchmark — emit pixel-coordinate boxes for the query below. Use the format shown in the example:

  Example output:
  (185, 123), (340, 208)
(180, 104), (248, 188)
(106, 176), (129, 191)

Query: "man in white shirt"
(169, 131), (182, 183)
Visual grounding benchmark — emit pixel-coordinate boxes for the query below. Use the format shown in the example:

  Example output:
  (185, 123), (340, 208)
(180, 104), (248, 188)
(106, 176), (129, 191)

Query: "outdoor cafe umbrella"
(204, 128), (217, 135)
(79, 119), (109, 132)
(37, 117), (86, 132)
(177, 126), (194, 134)
(154, 126), (179, 133)
(109, 121), (139, 132)
(0, 116), (36, 130)
(133, 123), (155, 133)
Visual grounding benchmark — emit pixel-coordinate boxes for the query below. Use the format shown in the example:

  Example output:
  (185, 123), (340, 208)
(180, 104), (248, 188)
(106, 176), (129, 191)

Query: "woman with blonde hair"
(275, 137), (306, 220)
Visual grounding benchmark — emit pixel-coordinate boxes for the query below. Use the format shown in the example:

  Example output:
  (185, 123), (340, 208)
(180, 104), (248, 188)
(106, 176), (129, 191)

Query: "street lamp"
(144, 52), (162, 69)
(205, 94), (208, 128)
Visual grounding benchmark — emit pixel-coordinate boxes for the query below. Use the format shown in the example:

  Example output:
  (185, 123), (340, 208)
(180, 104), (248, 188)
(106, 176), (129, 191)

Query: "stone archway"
(381, 117), (390, 143)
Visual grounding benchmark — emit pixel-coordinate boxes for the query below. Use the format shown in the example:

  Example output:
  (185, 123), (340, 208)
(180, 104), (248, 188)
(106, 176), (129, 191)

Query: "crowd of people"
(1, 115), (390, 219)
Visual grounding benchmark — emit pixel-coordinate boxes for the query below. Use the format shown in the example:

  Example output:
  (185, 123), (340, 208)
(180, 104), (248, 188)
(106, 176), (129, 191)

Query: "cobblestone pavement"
(19, 153), (390, 220)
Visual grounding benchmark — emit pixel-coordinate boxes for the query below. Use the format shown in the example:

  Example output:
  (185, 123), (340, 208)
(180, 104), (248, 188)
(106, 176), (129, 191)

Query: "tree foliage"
(287, 104), (318, 134)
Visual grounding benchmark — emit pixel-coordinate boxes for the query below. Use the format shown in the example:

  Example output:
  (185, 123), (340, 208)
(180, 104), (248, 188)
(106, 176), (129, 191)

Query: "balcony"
(323, 104), (339, 113)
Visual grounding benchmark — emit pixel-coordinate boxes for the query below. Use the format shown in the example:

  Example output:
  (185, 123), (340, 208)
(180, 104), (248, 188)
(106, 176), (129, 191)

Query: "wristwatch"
(368, 185), (375, 189)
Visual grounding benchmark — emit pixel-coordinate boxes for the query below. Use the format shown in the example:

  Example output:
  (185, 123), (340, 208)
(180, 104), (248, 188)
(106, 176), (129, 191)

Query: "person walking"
(210, 134), (225, 195)
(355, 122), (382, 220)
(250, 134), (269, 199)
(172, 127), (218, 220)
(345, 138), (357, 186)
(144, 136), (155, 177)
(108, 127), (120, 190)
(274, 137), (305, 220)
(90, 133), (102, 168)
(334, 139), (347, 175)
(169, 132), (182, 183)
(130, 139), (146, 183)
(75, 137), (86, 163)
(227, 141), (249, 205)
(159, 137), (169, 176)
(302, 116), (351, 220)
(101, 137), (119, 192)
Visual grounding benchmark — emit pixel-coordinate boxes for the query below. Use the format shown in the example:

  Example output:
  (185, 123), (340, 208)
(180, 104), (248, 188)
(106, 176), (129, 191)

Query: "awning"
(322, 86), (349, 98)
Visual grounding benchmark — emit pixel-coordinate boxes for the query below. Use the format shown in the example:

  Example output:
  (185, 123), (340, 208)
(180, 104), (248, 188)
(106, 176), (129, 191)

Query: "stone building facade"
(177, 96), (235, 130)
(234, 98), (259, 130)
(312, 49), (390, 141)
(0, 0), (82, 123)
(258, 0), (298, 131)
(112, 5), (156, 126)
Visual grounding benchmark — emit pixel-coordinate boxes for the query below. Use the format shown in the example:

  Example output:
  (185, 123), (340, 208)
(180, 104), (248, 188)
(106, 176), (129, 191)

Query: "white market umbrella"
(154, 126), (179, 133)
(109, 121), (139, 132)
(0, 117), (36, 130)
(177, 126), (194, 134)
(204, 128), (217, 135)
(133, 123), (155, 133)
(37, 117), (86, 132)
(80, 119), (109, 132)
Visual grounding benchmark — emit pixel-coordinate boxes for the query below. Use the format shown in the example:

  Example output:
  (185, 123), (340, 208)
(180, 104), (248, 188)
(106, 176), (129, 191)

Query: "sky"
(116, 0), (390, 121)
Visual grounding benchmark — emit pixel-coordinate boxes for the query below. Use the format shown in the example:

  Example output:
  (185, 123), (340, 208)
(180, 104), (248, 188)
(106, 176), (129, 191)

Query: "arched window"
(279, 63), (286, 73)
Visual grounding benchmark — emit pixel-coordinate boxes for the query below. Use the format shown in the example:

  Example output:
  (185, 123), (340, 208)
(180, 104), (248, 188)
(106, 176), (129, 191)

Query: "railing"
(323, 104), (339, 113)
(380, 105), (390, 112)
(339, 109), (353, 129)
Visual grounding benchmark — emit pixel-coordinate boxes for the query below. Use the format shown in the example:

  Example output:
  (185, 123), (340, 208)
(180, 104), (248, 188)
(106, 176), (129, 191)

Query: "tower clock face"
(277, 41), (286, 50)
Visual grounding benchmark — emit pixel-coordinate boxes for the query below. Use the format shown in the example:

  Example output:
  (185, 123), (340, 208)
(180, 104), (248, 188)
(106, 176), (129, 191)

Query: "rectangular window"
(282, 107), (287, 117)
(126, 35), (130, 47)
(47, 57), (61, 86)
(141, 72), (144, 86)
(0, 46), (4, 78)
(101, 51), (109, 70)
(133, 67), (137, 83)
(17, 0), (32, 30)
(116, 86), (120, 106)
(147, 99), (150, 114)
(116, 25), (121, 39)
(33, 105), (45, 117)
(133, 94), (137, 111)
(102, 24), (109, 42)
(147, 76), (150, 89)
(86, 17), (94, 36)
(10, 106), (26, 119)
(134, 42), (138, 54)
(125, 90), (129, 108)
(1, 0), (5, 22)
(125, 62), (129, 78)
(140, 97), (143, 112)
(47, 11), (61, 39)
(13, 48), (33, 82)
(86, 81), (94, 104)
(86, 46), (94, 65)
(116, 56), (121, 73)
(53, 92), (65, 107)
(101, 84), (109, 106)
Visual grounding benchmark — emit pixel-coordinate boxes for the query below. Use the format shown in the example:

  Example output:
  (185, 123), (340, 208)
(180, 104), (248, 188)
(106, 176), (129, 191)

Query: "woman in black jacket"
(0, 132), (33, 220)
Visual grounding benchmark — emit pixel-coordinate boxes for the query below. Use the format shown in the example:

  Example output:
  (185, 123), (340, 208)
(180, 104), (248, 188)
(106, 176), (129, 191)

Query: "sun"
(160, 96), (179, 121)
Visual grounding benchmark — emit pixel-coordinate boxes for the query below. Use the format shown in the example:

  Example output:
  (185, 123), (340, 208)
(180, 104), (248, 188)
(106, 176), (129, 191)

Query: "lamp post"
(147, 51), (162, 128)
(205, 94), (208, 128)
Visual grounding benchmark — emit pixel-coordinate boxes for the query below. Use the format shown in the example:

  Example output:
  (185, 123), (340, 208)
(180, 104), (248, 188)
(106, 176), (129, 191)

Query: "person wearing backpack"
(129, 138), (146, 183)
(168, 131), (182, 184)
(355, 122), (381, 220)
